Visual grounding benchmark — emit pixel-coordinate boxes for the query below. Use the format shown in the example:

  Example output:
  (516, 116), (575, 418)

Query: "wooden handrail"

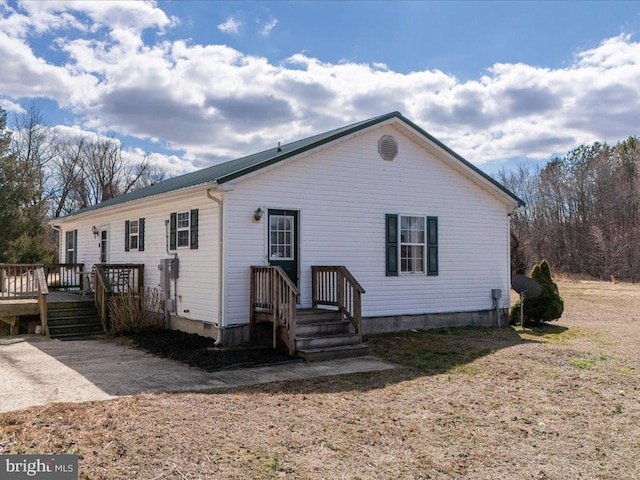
(0, 263), (40, 298)
(35, 266), (49, 336)
(43, 263), (84, 290)
(312, 265), (365, 335)
(93, 264), (144, 333)
(94, 265), (109, 332)
(250, 266), (299, 354)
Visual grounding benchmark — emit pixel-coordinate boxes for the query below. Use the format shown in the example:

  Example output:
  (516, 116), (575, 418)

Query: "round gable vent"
(378, 135), (398, 161)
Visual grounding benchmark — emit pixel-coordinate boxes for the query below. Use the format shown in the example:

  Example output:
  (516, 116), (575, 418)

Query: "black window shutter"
(169, 213), (177, 250)
(73, 229), (78, 263)
(427, 216), (438, 276)
(139, 218), (145, 251)
(124, 220), (130, 252)
(190, 209), (199, 250)
(385, 214), (398, 276)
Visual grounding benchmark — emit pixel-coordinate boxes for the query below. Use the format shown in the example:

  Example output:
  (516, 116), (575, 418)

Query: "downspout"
(207, 188), (224, 344)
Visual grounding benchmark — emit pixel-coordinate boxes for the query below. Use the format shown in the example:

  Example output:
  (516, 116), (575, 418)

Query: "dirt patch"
(125, 328), (297, 371)
(1, 280), (639, 479)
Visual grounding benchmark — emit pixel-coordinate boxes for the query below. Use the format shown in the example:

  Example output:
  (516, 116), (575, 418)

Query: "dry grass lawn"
(1, 280), (639, 479)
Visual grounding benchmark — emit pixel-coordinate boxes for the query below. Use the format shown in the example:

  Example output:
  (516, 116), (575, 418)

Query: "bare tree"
(51, 135), (164, 216)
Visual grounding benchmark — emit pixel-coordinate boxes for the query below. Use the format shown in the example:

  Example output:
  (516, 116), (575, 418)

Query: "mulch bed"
(127, 328), (297, 371)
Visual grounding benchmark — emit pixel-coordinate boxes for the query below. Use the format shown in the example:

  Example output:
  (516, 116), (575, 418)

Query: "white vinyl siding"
(222, 124), (511, 325)
(55, 122), (512, 330)
(57, 191), (221, 325)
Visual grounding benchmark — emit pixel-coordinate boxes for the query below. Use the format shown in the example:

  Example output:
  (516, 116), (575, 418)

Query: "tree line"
(498, 136), (640, 282)
(0, 105), (165, 263)
(2, 103), (638, 279)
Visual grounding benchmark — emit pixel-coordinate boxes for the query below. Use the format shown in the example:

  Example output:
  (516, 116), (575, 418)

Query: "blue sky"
(1, 1), (639, 175)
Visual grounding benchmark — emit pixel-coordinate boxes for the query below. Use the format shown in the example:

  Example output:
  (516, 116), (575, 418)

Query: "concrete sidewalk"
(0, 335), (396, 413)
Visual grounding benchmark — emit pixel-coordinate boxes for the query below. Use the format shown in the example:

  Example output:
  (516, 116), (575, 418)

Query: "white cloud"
(1, 3), (639, 171)
(0, 97), (26, 114)
(16, 0), (174, 34)
(217, 16), (240, 34)
(261, 18), (278, 36)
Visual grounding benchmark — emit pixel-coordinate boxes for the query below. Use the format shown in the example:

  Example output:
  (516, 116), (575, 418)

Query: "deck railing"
(44, 263), (85, 291)
(312, 265), (365, 335)
(0, 264), (41, 298)
(250, 265), (299, 354)
(94, 264), (145, 331)
(0, 264), (49, 334)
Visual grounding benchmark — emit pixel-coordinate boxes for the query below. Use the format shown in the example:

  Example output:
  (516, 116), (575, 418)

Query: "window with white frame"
(169, 210), (199, 250)
(269, 214), (294, 260)
(386, 214), (438, 276)
(128, 220), (139, 250)
(177, 212), (190, 247)
(400, 215), (425, 273)
(125, 218), (145, 252)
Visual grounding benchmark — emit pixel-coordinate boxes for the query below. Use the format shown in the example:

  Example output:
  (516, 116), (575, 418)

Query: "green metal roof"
(59, 111), (523, 218)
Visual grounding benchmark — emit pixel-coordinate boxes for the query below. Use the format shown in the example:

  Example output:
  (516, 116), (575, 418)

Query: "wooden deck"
(0, 292), (93, 334)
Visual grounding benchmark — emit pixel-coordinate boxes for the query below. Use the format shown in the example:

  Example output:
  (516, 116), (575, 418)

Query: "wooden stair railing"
(94, 263), (144, 333)
(312, 266), (365, 336)
(250, 266), (299, 354)
(94, 265), (111, 333)
(35, 266), (49, 336)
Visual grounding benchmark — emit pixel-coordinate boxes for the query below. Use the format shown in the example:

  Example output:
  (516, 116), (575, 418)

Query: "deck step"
(296, 319), (351, 336)
(296, 344), (370, 362)
(294, 308), (368, 361)
(296, 332), (361, 350)
(47, 301), (103, 339)
(296, 308), (342, 323)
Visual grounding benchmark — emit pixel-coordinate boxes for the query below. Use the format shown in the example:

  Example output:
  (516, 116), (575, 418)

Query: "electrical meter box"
(159, 258), (179, 290)
(165, 258), (179, 279)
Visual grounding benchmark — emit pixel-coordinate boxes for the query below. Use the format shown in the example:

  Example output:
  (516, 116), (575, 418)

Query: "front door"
(268, 209), (299, 287)
(100, 229), (108, 263)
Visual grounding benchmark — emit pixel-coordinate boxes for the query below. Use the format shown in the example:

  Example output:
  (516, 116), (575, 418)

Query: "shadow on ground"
(1, 324), (552, 412)
(197, 325), (545, 396)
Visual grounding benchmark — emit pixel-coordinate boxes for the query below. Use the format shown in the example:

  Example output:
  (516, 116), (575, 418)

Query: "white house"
(51, 112), (523, 354)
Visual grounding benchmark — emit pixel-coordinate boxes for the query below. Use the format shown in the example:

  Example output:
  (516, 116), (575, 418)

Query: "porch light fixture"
(253, 207), (264, 222)
(92, 225), (99, 238)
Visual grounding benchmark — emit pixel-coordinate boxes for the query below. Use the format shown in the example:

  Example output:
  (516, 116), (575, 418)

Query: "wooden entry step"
(294, 308), (369, 362)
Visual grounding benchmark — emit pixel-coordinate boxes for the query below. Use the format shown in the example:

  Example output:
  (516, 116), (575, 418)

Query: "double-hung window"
(125, 218), (145, 252)
(177, 212), (190, 247)
(400, 216), (425, 273)
(386, 214), (438, 276)
(129, 220), (139, 250)
(169, 209), (199, 250)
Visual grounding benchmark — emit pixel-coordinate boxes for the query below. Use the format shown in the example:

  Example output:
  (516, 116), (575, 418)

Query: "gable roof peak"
(55, 111), (522, 220)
